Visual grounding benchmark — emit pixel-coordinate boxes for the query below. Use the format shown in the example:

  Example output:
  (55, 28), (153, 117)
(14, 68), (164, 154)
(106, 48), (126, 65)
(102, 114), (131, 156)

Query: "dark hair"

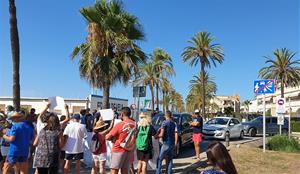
(42, 112), (56, 123)
(80, 109), (86, 115)
(206, 142), (237, 174)
(30, 108), (35, 112)
(60, 115), (66, 122)
(165, 110), (172, 118)
(121, 107), (131, 117)
(45, 115), (60, 131)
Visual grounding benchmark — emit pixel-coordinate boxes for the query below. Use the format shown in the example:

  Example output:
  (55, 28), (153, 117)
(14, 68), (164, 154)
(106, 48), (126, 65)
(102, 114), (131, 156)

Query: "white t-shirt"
(63, 121), (87, 154)
(36, 117), (46, 135)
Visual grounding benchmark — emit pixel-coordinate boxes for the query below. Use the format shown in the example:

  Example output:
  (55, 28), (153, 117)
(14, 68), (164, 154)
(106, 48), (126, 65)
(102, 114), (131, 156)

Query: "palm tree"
(186, 72), (217, 113)
(259, 48), (300, 98)
(72, 0), (146, 109)
(151, 48), (174, 111)
(243, 100), (251, 113)
(160, 77), (173, 112)
(139, 62), (158, 113)
(9, 0), (21, 111)
(182, 31), (224, 117)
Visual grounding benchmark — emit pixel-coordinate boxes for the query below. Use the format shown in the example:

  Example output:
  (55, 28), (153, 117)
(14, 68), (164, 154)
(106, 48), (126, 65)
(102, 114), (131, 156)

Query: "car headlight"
(243, 125), (250, 129)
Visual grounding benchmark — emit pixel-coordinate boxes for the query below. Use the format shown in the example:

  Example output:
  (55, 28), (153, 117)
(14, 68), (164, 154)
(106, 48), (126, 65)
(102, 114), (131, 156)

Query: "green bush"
(291, 121), (300, 132)
(268, 135), (300, 153)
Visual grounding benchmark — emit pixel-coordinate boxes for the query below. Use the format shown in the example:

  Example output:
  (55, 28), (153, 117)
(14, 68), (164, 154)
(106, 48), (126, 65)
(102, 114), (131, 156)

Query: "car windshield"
(206, 118), (229, 125)
(152, 114), (179, 126)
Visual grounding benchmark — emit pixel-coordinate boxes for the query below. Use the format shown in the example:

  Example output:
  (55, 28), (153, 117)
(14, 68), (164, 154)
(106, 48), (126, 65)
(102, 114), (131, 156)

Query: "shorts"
(192, 133), (203, 143)
(1, 146), (9, 157)
(110, 151), (133, 169)
(60, 151), (65, 160)
(6, 156), (27, 164)
(92, 153), (107, 162)
(65, 153), (84, 161)
(137, 149), (152, 161)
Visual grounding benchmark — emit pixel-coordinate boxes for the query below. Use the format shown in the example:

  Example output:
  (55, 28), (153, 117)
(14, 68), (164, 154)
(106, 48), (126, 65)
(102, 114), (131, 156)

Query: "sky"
(0, 0), (299, 105)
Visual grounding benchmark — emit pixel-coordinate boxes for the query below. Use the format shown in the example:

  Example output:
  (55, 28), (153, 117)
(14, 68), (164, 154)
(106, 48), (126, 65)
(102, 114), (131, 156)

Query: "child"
(91, 118), (114, 174)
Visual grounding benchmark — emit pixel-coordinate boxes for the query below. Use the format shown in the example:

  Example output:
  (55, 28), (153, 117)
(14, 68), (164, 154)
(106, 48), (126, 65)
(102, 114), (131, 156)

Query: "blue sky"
(0, 0), (299, 105)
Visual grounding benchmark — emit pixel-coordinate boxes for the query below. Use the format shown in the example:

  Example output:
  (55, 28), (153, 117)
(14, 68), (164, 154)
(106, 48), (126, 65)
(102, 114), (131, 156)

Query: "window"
(271, 117), (277, 123)
(232, 119), (240, 125)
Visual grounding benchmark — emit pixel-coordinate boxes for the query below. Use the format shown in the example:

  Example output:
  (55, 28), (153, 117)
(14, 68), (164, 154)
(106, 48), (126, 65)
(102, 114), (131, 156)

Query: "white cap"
(194, 109), (200, 113)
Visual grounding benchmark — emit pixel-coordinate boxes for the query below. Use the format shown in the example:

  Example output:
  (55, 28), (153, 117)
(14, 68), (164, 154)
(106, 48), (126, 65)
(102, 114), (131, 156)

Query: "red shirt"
(108, 118), (136, 153)
(93, 132), (107, 155)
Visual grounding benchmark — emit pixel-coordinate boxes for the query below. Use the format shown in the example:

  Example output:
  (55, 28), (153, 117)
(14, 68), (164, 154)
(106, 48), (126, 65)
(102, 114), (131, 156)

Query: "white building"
(0, 95), (128, 114)
(210, 95), (241, 113)
(246, 86), (300, 116)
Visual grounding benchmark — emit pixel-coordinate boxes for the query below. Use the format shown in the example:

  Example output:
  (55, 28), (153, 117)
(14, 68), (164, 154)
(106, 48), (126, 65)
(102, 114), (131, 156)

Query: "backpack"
(136, 126), (150, 151)
(90, 133), (101, 153)
(120, 122), (137, 151)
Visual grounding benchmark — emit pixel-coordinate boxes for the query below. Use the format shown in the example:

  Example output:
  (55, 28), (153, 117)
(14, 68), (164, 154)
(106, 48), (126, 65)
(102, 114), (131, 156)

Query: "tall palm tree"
(259, 48), (300, 98)
(151, 48), (174, 111)
(182, 31), (224, 117)
(160, 77), (172, 112)
(243, 100), (251, 113)
(9, 0), (21, 111)
(186, 72), (217, 113)
(72, 0), (146, 109)
(139, 62), (158, 113)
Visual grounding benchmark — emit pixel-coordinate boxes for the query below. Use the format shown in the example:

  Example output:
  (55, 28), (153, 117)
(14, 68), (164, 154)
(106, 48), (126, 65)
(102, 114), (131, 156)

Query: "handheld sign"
(99, 109), (114, 121)
(48, 96), (65, 111)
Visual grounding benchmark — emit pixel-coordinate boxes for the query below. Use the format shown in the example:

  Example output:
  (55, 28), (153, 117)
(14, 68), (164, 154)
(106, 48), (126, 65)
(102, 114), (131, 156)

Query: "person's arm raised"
(103, 119), (115, 135)
(38, 103), (50, 121)
(61, 104), (70, 125)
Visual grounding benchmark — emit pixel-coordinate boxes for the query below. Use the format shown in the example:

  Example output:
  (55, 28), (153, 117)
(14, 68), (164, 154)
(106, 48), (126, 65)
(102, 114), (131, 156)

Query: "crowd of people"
(0, 104), (237, 174)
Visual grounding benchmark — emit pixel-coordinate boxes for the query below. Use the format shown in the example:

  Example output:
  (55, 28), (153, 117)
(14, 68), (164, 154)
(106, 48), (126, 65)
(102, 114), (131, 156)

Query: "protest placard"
(48, 96), (65, 111)
(99, 109), (114, 121)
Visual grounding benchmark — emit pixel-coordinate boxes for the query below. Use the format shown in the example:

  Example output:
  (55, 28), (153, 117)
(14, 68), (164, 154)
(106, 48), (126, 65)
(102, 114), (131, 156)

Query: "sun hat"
(72, 113), (81, 120)
(7, 111), (24, 120)
(93, 120), (108, 130)
(194, 109), (200, 113)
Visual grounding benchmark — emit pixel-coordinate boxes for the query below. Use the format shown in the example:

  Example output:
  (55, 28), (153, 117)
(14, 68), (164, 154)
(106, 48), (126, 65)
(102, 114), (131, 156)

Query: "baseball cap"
(72, 113), (81, 120)
(194, 109), (200, 113)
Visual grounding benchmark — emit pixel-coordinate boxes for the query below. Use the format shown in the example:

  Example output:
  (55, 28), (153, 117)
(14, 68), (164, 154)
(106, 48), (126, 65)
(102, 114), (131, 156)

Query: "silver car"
(202, 117), (244, 140)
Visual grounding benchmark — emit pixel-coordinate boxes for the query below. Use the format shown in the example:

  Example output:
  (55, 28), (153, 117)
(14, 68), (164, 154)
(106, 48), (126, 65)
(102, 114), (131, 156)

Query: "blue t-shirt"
(161, 120), (176, 145)
(7, 121), (34, 157)
(192, 117), (203, 133)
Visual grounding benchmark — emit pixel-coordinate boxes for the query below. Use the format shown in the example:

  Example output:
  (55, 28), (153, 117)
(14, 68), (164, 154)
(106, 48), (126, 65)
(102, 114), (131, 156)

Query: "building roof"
(90, 94), (128, 101)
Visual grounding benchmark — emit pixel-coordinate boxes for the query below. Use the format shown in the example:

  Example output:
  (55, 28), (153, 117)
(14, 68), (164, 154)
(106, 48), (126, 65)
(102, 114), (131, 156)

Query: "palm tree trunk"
(9, 0), (20, 111)
(162, 91), (165, 113)
(281, 79), (284, 98)
(201, 62), (206, 117)
(102, 81), (110, 109)
(150, 82), (155, 114)
(156, 82), (159, 110)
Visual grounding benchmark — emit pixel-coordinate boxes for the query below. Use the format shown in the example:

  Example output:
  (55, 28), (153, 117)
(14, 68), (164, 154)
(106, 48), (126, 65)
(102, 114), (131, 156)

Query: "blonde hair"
(138, 113), (150, 127)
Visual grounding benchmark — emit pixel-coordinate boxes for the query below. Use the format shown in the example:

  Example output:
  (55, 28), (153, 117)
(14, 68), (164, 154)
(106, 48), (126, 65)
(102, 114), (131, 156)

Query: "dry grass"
(229, 145), (300, 174)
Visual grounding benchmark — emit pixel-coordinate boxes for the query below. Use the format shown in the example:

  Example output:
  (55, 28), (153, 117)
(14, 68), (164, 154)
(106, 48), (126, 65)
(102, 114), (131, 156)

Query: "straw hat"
(93, 120), (108, 130)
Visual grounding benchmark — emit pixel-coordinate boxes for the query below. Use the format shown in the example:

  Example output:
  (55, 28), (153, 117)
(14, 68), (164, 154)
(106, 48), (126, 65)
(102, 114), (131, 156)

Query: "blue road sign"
(254, 79), (275, 94)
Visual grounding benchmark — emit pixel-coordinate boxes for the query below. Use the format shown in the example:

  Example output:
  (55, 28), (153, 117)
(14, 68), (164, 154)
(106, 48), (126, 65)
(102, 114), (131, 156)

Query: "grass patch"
(267, 135), (300, 153)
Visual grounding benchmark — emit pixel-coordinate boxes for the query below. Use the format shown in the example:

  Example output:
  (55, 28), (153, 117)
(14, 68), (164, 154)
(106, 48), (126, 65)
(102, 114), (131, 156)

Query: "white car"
(202, 117), (244, 140)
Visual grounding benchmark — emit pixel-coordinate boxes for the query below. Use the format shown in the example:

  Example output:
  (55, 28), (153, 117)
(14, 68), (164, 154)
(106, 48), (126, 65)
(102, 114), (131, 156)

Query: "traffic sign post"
(254, 79), (275, 153)
(276, 97), (286, 135)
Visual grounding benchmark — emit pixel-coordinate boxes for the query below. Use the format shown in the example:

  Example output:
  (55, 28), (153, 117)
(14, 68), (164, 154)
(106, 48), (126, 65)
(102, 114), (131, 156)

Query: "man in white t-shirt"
(63, 114), (87, 174)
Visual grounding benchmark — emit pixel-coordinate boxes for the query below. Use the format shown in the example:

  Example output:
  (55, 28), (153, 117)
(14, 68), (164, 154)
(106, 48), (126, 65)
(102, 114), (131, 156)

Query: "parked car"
(202, 117), (244, 140)
(151, 113), (193, 157)
(242, 116), (289, 137)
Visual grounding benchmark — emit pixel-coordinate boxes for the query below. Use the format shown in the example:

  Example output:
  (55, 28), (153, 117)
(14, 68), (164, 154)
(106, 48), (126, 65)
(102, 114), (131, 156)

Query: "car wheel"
(249, 128), (257, 137)
(239, 131), (244, 140)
